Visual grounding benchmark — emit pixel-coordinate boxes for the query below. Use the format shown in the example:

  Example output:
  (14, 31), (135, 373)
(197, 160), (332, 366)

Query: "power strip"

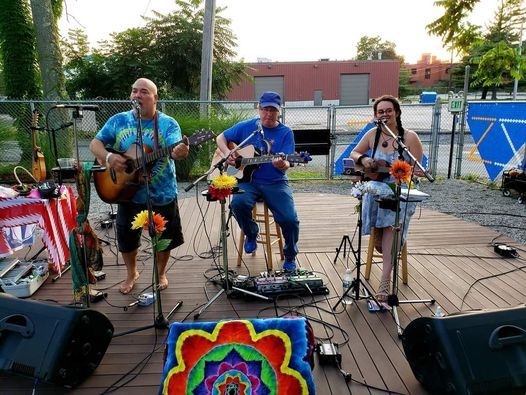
(317, 343), (342, 366)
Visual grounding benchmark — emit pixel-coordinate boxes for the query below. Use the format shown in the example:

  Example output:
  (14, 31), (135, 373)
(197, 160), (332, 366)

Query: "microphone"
(55, 104), (99, 111)
(256, 120), (263, 137)
(131, 99), (141, 110)
(372, 118), (386, 125)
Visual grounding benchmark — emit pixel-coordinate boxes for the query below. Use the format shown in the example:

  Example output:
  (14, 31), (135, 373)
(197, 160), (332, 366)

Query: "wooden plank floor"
(1, 192), (524, 394)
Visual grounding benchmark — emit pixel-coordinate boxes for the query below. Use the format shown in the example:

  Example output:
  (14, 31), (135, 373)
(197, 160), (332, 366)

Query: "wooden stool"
(364, 226), (409, 284)
(237, 201), (284, 271)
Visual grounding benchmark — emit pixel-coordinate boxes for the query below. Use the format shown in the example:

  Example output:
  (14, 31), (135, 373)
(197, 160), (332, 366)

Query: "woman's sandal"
(376, 279), (390, 303)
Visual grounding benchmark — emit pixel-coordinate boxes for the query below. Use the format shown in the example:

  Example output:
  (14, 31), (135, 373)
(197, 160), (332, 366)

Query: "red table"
(0, 186), (77, 274)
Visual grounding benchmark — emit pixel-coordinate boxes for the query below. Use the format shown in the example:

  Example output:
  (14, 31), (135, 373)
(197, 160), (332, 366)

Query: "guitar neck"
(141, 140), (181, 167)
(131, 129), (214, 168)
(30, 111), (42, 154)
(241, 154), (296, 166)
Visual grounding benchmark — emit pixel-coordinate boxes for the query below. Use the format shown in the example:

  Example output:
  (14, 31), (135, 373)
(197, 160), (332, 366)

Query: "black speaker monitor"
(402, 305), (526, 395)
(0, 294), (114, 387)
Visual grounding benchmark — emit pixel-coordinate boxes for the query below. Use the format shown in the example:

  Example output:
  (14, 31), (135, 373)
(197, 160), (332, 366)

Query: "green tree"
(0, 57), (5, 96)
(398, 66), (414, 98)
(472, 41), (525, 96)
(355, 36), (402, 61)
(29, 0), (67, 100)
(62, 29), (118, 98)
(62, 0), (246, 99)
(431, 0), (525, 99)
(468, 0), (524, 98)
(426, 0), (482, 56)
(0, 0), (40, 98)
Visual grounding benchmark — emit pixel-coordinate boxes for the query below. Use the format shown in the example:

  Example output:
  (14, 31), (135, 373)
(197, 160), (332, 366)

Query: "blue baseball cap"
(259, 91), (281, 110)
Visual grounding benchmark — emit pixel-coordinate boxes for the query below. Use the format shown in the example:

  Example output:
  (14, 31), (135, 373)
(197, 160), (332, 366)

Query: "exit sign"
(448, 97), (464, 113)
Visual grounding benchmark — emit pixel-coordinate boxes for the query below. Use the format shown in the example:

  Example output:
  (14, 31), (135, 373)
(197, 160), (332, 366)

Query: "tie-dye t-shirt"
(95, 110), (182, 205)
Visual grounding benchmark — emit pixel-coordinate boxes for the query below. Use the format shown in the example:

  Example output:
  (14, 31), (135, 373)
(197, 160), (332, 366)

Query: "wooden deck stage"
(2, 192), (525, 394)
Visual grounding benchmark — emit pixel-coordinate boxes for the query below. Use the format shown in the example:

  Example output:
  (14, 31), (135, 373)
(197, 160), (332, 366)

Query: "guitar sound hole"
(125, 160), (135, 174)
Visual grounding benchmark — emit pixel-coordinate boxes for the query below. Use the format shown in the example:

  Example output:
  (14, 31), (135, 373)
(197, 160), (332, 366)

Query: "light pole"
(513, 19), (524, 100)
(199, 0), (216, 117)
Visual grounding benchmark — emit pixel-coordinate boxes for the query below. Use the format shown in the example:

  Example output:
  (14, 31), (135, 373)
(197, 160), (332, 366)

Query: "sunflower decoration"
(131, 210), (170, 251)
(390, 160), (413, 185)
(208, 174), (238, 200)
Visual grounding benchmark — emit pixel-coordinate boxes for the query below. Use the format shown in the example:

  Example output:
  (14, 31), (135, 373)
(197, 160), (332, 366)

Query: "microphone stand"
(114, 104), (182, 337)
(332, 190), (379, 310)
(186, 126), (272, 319)
(379, 119), (434, 183)
(378, 120), (435, 337)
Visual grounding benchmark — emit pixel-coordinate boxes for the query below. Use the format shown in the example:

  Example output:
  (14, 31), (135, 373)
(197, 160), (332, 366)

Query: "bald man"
(90, 78), (189, 294)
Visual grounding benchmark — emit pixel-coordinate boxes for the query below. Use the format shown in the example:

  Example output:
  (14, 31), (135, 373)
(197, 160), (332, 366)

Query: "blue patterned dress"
(361, 149), (417, 243)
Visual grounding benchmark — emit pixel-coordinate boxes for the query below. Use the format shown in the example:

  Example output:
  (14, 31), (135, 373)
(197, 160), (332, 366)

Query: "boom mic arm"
(54, 104), (99, 111)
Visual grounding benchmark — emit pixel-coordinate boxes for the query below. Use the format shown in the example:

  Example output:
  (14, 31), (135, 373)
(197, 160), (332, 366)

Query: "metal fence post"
(455, 66), (470, 178)
(428, 101), (441, 176)
(328, 105), (336, 179)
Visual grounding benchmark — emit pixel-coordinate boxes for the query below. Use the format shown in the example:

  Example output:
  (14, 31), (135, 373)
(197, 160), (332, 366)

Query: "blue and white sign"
(466, 102), (526, 181)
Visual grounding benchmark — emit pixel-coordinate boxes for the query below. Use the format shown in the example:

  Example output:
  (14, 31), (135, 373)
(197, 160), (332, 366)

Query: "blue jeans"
(231, 180), (299, 259)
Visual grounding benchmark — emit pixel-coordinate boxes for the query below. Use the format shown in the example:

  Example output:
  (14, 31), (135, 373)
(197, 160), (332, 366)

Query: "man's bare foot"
(159, 274), (168, 291)
(119, 271), (140, 294)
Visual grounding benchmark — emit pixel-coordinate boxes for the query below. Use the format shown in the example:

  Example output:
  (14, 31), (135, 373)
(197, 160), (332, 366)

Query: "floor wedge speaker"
(0, 293), (114, 388)
(402, 305), (526, 395)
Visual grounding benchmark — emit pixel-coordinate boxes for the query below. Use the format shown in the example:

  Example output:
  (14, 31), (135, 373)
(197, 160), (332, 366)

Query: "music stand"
(379, 119), (435, 337)
(185, 129), (272, 319)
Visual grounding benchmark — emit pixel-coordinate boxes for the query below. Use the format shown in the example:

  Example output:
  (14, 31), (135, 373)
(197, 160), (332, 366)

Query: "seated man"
(215, 92), (300, 271)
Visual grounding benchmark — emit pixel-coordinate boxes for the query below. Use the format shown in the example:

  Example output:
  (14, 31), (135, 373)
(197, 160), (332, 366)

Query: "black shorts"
(116, 199), (184, 253)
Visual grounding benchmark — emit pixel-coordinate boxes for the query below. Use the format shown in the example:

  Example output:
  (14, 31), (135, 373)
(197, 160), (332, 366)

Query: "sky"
(58, 0), (499, 64)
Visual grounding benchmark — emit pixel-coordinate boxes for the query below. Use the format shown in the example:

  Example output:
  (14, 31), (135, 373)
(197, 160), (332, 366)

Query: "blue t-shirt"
(95, 110), (182, 205)
(223, 118), (295, 184)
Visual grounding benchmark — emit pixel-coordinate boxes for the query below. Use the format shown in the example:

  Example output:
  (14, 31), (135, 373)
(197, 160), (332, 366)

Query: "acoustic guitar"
(343, 159), (391, 181)
(210, 144), (312, 183)
(30, 109), (46, 182)
(93, 129), (215, 203)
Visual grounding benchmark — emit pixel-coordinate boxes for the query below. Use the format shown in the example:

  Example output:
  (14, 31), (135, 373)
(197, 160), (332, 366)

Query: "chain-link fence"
(0, 99), (522, 183)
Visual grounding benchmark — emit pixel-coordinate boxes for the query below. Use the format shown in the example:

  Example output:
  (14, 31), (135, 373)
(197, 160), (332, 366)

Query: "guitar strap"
(372, 125), (382, 159)
(153, 111), (159, 150)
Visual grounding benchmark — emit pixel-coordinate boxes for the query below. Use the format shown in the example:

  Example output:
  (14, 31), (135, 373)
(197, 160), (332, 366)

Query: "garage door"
(254, 76), (284, 101)
(340, 74), (369, 105)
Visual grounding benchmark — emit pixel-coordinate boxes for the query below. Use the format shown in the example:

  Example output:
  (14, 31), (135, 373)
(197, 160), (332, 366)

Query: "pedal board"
(233, 269), (329, 297)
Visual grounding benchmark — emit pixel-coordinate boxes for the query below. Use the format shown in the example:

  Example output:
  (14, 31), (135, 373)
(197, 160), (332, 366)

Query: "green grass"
(457, 173), (500, 190)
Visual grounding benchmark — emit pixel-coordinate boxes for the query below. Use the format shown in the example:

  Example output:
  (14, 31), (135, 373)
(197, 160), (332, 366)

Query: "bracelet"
(356, 154), (369, 166)
(105, 152), (113, 164)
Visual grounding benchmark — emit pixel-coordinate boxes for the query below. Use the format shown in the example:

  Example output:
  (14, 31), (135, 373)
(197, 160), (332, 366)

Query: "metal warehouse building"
(226, 59), (400, 105)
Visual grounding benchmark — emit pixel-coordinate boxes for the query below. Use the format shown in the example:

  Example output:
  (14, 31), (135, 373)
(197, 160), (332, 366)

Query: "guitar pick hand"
(107, 152), (129, 172)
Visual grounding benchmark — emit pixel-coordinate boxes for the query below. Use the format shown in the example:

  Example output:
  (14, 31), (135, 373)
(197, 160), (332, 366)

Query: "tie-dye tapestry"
(160, 318), (316, 394)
